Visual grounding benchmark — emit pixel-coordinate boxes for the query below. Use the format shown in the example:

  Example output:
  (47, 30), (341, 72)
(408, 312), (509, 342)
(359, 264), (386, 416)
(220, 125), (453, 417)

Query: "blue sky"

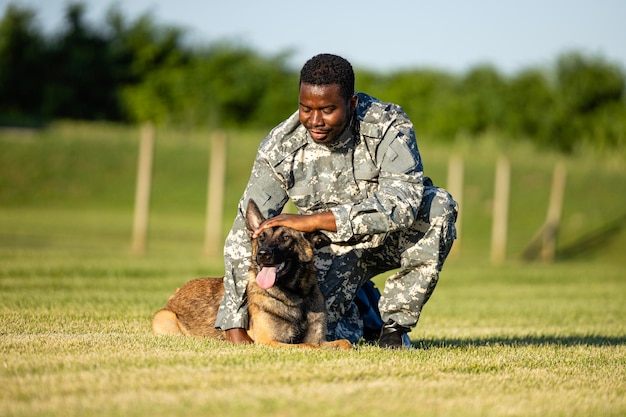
(3, 0), (625, 74)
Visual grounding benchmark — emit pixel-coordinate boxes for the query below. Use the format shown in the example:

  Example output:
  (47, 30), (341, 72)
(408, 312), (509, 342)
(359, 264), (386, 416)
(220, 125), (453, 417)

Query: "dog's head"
(245, 199), (330, 291)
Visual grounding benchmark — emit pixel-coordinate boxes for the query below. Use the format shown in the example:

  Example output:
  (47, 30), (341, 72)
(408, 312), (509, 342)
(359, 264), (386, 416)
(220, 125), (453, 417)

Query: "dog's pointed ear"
(245, 199), (265, 233)
(306, 232), (332, 249)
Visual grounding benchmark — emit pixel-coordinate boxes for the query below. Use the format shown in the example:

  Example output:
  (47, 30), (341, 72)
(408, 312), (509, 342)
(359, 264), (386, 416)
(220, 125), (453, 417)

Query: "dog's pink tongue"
(256, 266), (277, 290)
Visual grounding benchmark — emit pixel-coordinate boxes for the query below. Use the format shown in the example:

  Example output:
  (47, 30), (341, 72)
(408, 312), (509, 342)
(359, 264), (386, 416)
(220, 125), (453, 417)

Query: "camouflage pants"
(314, 186), (458, 343)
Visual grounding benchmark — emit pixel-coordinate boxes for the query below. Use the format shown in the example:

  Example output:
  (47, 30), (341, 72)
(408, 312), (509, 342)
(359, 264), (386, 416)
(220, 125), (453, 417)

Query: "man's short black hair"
(300, 54), (355, 102)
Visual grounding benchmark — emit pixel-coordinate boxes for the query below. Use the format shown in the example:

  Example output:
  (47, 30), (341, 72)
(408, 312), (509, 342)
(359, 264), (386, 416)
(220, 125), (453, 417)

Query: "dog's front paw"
(322, 339), (352, 351)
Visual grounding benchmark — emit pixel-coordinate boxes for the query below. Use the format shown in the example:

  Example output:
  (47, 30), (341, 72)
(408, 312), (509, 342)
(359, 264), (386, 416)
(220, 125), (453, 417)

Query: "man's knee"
(427, 186), (458, 224)
(430, 188), (458, 264)
(403, 187), (458, 266)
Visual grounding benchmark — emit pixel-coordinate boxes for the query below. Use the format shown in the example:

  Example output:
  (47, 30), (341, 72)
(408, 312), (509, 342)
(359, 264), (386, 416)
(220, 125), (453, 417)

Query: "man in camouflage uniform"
(215, 53), (458, 348)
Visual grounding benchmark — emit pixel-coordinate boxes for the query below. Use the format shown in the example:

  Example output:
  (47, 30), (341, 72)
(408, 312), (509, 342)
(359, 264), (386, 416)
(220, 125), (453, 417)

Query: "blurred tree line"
(1, 2), (625, 152)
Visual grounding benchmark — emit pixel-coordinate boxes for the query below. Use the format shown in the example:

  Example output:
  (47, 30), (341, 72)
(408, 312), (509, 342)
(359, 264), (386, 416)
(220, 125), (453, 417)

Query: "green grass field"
(1, 123), (625, 416)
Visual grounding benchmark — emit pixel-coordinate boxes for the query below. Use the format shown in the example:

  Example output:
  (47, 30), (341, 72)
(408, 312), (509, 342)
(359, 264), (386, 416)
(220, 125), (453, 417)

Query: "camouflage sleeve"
(214, 153), (289, 331)
(329, 119), (424, 241)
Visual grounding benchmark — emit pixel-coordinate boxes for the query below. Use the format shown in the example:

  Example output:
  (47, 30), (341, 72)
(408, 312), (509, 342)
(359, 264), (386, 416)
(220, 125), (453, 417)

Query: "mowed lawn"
(1, 208), (624, 417)
(1, 123), (625, 416)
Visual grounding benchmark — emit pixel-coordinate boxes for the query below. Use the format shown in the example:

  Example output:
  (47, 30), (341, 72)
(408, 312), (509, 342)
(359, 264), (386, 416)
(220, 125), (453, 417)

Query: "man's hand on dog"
(253, 212), (337, 238)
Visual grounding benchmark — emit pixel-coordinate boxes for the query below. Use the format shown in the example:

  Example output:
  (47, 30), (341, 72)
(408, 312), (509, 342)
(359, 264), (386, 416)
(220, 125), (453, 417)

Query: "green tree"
(549, 52), (625, 151)
(42, 3), (118, 119)
(505, 68), (555, 140)
(456, 64), (507, 135)
(121, 45), (295, 128)
(0, 4), (46, 124)
(109, 7), (191, 124)
(106, 7), (190, 87)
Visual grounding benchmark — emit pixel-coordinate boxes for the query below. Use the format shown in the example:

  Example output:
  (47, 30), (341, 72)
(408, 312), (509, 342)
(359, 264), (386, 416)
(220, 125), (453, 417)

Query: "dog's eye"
(282, 235), (292, 243)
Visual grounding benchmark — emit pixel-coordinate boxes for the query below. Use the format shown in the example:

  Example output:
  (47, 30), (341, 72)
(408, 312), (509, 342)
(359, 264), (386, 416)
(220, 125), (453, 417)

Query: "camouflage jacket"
(215, 92), (425, 331)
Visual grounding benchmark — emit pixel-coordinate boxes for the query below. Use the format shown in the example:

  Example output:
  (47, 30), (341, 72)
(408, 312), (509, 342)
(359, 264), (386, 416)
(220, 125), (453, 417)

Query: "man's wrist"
(312, 211), (337, 232)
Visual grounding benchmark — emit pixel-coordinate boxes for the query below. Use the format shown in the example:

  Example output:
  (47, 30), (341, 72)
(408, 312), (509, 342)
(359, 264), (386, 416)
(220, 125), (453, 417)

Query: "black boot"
(378, 320), (412, 349)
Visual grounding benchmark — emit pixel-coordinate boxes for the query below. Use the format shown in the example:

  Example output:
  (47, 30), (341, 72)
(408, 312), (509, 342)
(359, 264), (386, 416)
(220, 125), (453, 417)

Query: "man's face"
(298, 83), (357, 145)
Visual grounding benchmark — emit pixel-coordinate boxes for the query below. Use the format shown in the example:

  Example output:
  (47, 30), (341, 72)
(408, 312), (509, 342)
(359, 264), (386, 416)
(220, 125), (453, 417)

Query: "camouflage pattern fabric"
(215, 92), (458, 343)
(319, 185), (457, 342)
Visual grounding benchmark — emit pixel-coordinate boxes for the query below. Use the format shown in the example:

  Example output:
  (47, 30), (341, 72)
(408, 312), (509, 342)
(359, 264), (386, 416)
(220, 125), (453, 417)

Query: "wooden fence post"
(204, 131), (227, 257)
(540, 161), (567, 261)
(522, 162), (568, 262)
(131, 123), (155, 255)
(447, 155), (463, 258)
(491, 155), (510, 264)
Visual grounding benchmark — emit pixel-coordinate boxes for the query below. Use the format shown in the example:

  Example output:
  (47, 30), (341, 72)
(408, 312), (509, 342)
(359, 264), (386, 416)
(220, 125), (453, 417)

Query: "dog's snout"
(256, 247), (274, 264)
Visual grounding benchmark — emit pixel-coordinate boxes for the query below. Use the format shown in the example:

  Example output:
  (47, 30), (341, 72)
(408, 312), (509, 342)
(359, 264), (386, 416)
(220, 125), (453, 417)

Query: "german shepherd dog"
(152, 199), (352, 350)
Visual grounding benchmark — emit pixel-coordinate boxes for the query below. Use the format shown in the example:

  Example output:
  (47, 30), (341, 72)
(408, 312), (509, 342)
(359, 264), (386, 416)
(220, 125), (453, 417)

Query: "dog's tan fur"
(152, 200), (351, 350)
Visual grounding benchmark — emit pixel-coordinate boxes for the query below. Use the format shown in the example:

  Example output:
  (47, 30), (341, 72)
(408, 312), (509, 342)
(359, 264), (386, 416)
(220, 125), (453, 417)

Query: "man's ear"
(306, 232), (331, 249)
(350, 93), (358, 114)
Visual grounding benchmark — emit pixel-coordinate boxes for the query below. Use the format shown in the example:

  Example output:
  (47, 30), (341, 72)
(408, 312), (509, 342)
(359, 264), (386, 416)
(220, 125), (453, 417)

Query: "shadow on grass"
(416, 334), (626, 349)
(557, 212), (626, 260)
